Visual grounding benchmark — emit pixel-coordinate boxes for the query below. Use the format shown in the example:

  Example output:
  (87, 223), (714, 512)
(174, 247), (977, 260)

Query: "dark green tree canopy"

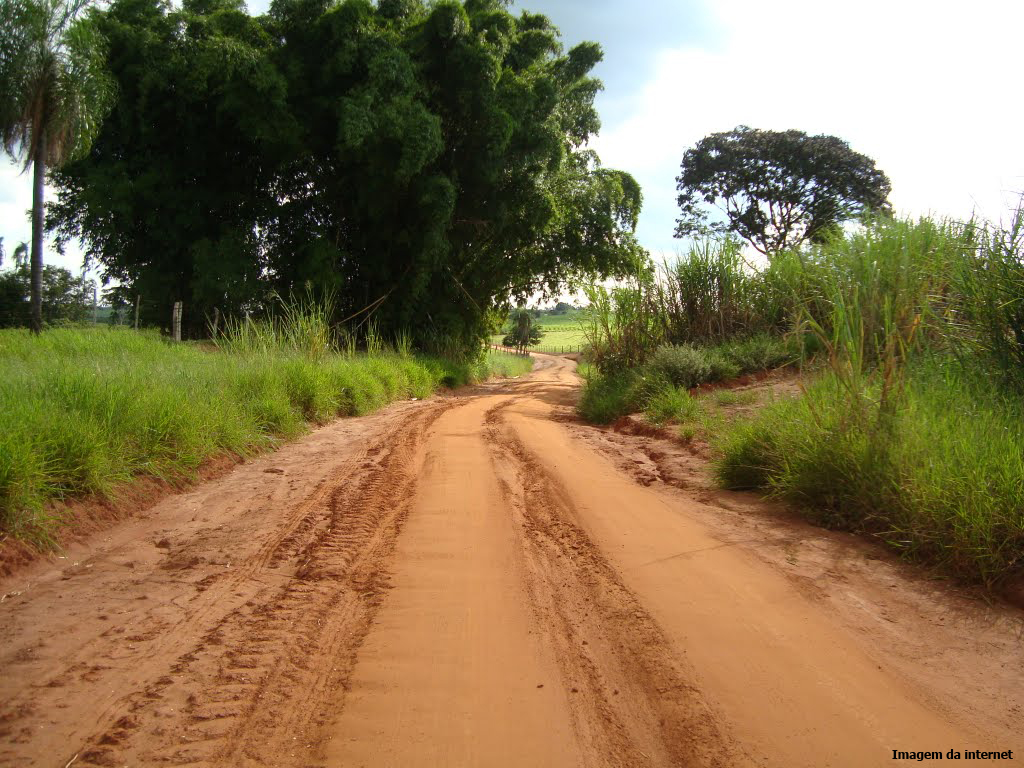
(675, 126), (891, 255)
(49, 0), (644, 350)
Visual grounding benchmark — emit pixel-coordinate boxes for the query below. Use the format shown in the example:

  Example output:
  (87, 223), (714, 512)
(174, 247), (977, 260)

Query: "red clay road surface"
(1, 355), (1021, 767)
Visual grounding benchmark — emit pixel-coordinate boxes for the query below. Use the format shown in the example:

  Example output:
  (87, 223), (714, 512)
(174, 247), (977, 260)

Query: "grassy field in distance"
(490, 307), (589, 351)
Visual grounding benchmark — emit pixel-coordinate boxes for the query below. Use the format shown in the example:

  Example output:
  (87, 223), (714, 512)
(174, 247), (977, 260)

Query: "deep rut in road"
(92, 403), (447, 767)
(483, 401), (747, 767)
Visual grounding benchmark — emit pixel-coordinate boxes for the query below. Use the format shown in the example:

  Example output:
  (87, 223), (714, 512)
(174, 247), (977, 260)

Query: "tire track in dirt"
(0, 460), (369, 765)
(72, 401), (450, 767)
(482, 400), (749, 768)
(0, 399), (451, 768)
(5, 356), (1023, 767)
(317, 394), (588, 768)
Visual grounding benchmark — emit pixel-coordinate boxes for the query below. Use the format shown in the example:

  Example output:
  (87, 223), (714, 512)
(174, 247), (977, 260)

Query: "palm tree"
(0, 0), (113, 332)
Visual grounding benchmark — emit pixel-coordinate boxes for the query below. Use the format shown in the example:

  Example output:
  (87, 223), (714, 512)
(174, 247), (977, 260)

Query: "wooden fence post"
(172, 301), (182, 342)
(134, 295), (140, 330)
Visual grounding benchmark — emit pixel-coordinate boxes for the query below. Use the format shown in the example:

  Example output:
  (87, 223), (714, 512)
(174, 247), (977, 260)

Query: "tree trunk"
(30, 135), (46, 334)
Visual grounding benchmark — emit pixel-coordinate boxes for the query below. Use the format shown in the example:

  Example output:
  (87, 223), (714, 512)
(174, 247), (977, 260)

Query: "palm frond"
(0, 0), (113, 169)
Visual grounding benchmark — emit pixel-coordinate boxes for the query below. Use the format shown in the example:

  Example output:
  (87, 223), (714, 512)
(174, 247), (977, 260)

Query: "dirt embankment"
(2, 355), (1021, 767)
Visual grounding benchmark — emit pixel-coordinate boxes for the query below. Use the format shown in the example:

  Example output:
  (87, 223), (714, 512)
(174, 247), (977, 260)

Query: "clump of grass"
(949, 206), (1024, 392)
(719, 334), (793, 373)
(705, 349), (742, 381)
(715, 361), (1024, 586)
(216, 288), (336, 359)
(645, 387), (701, 426)
(0, 329), (528, 548)
(481, 350), (534, 379)
(578, 336), (791, 425)
(577, 373), (637, 425)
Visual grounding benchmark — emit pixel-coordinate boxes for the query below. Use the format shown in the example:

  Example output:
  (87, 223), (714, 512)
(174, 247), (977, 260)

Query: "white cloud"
(591, 0), (1024, 255)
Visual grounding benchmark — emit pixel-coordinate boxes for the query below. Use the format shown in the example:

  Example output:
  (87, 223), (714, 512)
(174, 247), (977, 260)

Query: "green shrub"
(625, 369), (672, 409)
(647, 344), (712, 388)
(577, 373), (637, 424)
(705, 349), (742, 381)
(720, 334), (792, 374)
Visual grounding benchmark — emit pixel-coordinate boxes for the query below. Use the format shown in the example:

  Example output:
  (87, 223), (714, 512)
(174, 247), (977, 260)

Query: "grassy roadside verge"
(715, 360), (1024, 587)
(573, 213), (1024, 591)
(0, 328), (532, 548)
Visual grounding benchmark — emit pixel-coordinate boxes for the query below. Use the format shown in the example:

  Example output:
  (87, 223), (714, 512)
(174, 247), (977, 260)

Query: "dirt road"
(2, 355), (1021, 767)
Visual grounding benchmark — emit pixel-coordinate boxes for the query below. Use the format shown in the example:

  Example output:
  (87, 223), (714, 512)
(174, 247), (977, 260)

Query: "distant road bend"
(1, 355), (1021, 767)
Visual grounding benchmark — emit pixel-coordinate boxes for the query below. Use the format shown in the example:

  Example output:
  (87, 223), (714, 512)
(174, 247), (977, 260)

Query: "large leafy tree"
(265, 0), (643, 351)
(0, 0), (114, 332)
(50, 0), (643, 350)
(50, 0), (297, 335)
(675, 126), (891, 256)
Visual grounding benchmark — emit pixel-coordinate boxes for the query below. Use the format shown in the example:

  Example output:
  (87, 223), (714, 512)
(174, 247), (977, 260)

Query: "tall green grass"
(578, 210), (1024, 588)
(0, 328), (530, 548)
(710, 212), (1024, 587)
(716, 360), (1024, 586)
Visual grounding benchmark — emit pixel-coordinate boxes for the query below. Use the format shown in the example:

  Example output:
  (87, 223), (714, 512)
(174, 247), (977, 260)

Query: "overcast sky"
(3, 0), (1022, 274)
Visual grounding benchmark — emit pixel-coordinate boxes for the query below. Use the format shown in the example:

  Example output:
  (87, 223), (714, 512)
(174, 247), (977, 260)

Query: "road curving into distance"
(1, 354), (1021, 767)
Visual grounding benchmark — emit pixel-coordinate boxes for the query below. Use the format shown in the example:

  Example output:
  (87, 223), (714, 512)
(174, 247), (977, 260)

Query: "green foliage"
(0, 0), (115, 332)
(577, 335), (790, 425)
(50, 0), (296, 335)
(705, 212), (1024, 588)
(0, 0), (115, 169)
(712, 389), (758, 406)
(215, 289), (336, 359)
(646, 344), (711, 388)
(0, 263), (94, 327)
(489, 307), (588, 349)
(501, 308), (544, 352)
(656, 239), (786, 342)
(49, 0), (643, 350)
(949, 207), (1024, 391)
(675, 126), (892, 255)
(576, 372), (635, 425)
(582, 272), (661, 372)
(715, 362), (1024, 586)
(0, 327), (527, 546)
(644, 386), (701, 426)
(717, 334), (791, 373)
(479, 349), (534, 379)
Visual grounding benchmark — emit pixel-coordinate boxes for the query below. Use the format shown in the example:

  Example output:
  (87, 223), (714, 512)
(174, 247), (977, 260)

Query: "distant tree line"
(43, 0), (645, 352)
(0, 239), (94, 326)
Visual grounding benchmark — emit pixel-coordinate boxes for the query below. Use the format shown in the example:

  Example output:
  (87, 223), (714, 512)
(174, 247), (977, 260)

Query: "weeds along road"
(1, 355), (1022, 767)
